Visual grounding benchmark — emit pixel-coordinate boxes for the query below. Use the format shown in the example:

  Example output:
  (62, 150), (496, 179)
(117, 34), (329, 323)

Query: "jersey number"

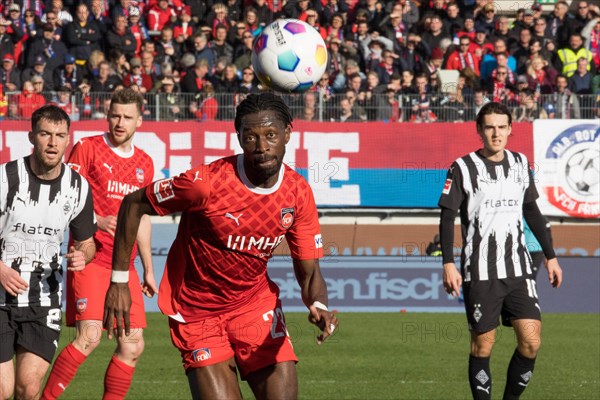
(46, 308), (61, 331)
(526, 279), (538, 299)
(263, 308), (288, 339)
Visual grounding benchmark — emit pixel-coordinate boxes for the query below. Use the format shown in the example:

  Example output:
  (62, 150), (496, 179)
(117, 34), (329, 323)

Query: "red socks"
(103, 356), (135, 400)
(42, 343), (87, 400)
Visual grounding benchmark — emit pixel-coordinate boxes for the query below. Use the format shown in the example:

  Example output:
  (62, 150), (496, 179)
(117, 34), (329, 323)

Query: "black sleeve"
(523, 201), (556, 260)
(438, 161), (464, 211)
(439, 207), (458, 264)
(524, 166), (539, 204)
(69, 185), (97, 241)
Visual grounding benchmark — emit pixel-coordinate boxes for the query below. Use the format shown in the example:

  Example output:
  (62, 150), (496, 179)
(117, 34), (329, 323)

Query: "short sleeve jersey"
(146, 155), (323, 322)
(0, 157), (96, 307)
(67, 134), (154, 267)
(438, 150), (538, 282)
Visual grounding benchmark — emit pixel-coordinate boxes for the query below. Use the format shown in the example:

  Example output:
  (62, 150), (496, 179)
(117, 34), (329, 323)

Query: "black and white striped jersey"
(0, 156), (96, 308)
(439, 150), (538, 282)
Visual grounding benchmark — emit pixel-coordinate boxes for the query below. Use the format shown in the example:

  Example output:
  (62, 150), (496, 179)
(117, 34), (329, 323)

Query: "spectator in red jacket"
(122, 56), (153, 92)
(15, 80), (46, 119)
(446, 36), (480, 76)
(147, 0), (177, 32)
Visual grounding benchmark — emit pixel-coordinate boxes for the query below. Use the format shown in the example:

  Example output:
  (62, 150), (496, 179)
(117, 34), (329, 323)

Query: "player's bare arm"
(66, 237), (97, 271)
(0, 260), (29, 296)
(104, 188), (157, 339)
(293, 258), (338, 345)
(96, 214), (118, 237)
(137, 214), (157, 298)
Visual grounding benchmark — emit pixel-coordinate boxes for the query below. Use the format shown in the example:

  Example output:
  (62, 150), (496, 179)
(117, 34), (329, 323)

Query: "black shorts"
(0, 306), (62, 363)
(463, 276), (541, 333)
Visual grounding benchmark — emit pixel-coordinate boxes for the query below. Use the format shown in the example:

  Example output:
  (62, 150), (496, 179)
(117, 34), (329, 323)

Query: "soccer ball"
(564, 148), (600, 196)
(251, 19), (328, 93)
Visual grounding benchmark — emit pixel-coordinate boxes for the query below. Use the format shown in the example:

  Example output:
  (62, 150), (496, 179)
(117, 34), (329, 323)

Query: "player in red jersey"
(104, 93), (338, 399)
(43, 89), (157, 400)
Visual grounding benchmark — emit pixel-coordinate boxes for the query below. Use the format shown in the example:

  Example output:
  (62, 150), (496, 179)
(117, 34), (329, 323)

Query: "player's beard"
(251, 147), (285, 183)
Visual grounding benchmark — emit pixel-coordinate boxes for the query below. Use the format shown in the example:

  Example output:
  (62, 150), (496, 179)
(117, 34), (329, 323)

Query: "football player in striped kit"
(439, 102), (563, 400)
(0, 105), (96, 400)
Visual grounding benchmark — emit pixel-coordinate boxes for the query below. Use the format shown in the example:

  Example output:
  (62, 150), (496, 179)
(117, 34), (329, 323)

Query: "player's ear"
(28, 131), (35, 145)
(284, 125), (291, 144)
(136, 114), (143, 128)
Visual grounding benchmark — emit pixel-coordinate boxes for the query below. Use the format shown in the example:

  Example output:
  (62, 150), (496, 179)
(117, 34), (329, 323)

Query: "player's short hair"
(234, 93), (293, 133)
(32, 104), (71, 133)
(110, 87), (144, 115)
(476, 102), (512, 131)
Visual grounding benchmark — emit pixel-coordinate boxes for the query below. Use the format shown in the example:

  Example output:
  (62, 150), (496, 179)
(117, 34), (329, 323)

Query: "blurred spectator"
(512, 88), (548, 121)
(4, 4), (25, 63)
(376, 87), (400, 121)
(128, 6), (150, 56)
(475, 3), (496, 37)
(487, 65), (515, 103)
(123, 56), (152, 92)
(330, 95), (361, 122)
(91, 60), (122, 93)
(515, 74), (530, 94)
(386, 0), (419, 31)
(89, 0), (111, 37)
(22, 10), (43, 52)
(233, 30), (253, 70)
(15, 79), (46, 119)
(253, 0), (273, 26)
(471, 26), (491, 59)
(237, 66), (259, 93)
(466, 88), (490, 120)
(443, 2), (463, 38)
(295, 90), (318, 121)
(0, 52), (20, 91)
(155, 26), (182, 67)
(568, 57), (592, 94)
(43, 0), (73, 27)
(181, 58), (212, 94)
(26, 22), (67, 72)
(547, 74), (581, 119)
(511, 28), (532, 69)
(229, 21), (248, 49)
(303, 9), (326, 38)
(108, 48), (131, 80)
(64, 3), (101, 64)
(40, 11), (64, 41)
(242, 6), (263, 37)
(53, 53), (84, 90)
(439, 90), (466, 122)
(147, 0), (177, 32)
(207, 3), (232, 38)
(216, 63), (239, 93)
(22, 55), (53, 90)
(332, 59), (365, 93)
(582, 17), (600, 70)
(315, 71), (334, 102)
(422, 15), (450, 52)
(423, 46), (444, 80)
(491, 15), (510, 44)
(85, 49), (106, 80)
(106, 15), (136, 58)
(324, 12), (344, 45)
(374, 49), (400, 85)
(446, 36), (479, 76)
(567, 1), (596, 38)
(480, 39), (516, 81)
(283, 0), (310, 21)
(559, 33), (596, 79)
(490, 52), (515, 85)
(525, 55), (557, 94)
(380, 12), (407, 45)
(173, 6), (194, 45)
(397, 32), (428, 74)
(400, 69), (413, 92)
(546, 1), (571, 48)
(410, 100), (437, 122)
(321, 0), (348, 26)
(454, 14), (475, 44)
(532, 18), (552, 50)
(511, 8), (535, 44)
(210, 24), (234, 65)
(157, 76), (185, 121)
(51, 85), (79, 120)
(345, 88), (367, 121)
(189, 81), (218, 121)
(190, 32), (215, 71)
(140, 50), (161, 83)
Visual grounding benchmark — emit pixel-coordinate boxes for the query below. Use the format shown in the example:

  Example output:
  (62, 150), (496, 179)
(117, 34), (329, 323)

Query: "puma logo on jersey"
(193, 171), (202, 182)
(225, 213), (243, 226)
(103, 163), (113, 173)
(476, 386), (490, 394)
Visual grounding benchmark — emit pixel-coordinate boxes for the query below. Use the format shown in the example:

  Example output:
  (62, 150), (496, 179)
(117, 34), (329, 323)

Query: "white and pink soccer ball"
(251, 19), (328, 93)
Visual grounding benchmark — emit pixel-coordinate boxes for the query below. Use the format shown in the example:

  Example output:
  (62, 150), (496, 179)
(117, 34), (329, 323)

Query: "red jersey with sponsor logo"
(68, 134), (154, 268)
(147, 155), (323, 322)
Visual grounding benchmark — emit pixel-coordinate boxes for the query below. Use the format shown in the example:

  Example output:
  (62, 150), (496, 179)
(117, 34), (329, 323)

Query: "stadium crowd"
(0, 0), (599, 122)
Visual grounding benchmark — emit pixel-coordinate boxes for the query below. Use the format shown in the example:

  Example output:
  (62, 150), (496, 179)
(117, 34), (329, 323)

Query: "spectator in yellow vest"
(557, 33), (594, 77)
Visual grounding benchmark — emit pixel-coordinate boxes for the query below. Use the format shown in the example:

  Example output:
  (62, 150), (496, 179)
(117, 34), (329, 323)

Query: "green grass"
(50, 313), (600, 399)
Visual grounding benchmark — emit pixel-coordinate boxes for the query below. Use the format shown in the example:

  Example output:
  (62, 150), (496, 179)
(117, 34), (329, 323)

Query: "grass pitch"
(51, 312), (599, 399)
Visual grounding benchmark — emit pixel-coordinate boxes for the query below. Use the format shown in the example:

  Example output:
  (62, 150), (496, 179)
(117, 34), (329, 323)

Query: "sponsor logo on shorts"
(192, 348), (211, 363)
(281, 207), (294, 229)
(314, 234), (323, 249)
(76, 298), (87, 313)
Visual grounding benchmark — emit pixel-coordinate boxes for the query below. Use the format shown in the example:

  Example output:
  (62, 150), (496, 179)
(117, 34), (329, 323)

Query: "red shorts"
(169, 286), (298, 379)
(66, 262), (147, 329)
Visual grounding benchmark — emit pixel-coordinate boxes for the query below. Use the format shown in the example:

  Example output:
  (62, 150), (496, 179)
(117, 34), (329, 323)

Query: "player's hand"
(65, 245), (86, 271)
(141, 272), (157, 298)
(103, 282), (132, 339)
(0, 261), (29, 296)
(545, 258), (562, 288)
(443, 262), (462, 297)
(97, 215), (118, 237)
(308, 304), (339, 345)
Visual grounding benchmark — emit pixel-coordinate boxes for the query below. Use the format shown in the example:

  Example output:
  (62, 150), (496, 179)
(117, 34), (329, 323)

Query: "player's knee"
(117, 332), (145, 361)
(519, 337), (541, 358)
(73, 331), (102, 356)
(14, 380), (42, 400)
